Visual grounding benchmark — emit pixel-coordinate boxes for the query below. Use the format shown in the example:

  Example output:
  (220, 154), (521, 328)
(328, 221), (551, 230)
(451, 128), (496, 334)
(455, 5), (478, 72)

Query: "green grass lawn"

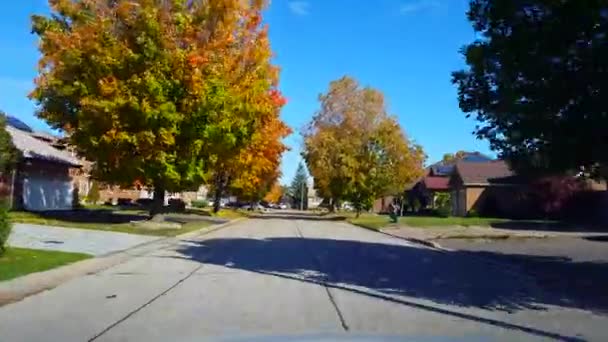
(0, 247), (91, 282)
(348, 214), (511, 230)
(9, 211), (216, 237)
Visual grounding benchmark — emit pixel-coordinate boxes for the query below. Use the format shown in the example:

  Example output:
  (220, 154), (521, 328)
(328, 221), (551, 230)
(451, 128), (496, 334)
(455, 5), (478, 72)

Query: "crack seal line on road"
(87, 219), (247, 341)
(293, 220), (350, 332)
(87, 262), (206, 342)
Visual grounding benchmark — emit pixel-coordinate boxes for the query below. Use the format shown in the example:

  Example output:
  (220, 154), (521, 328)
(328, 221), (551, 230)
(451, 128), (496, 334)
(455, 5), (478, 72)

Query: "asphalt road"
(0, 219), (606, 341)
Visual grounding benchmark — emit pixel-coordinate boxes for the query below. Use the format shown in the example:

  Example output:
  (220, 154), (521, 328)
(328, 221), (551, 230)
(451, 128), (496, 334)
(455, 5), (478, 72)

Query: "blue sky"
(0, 0), (493, 184)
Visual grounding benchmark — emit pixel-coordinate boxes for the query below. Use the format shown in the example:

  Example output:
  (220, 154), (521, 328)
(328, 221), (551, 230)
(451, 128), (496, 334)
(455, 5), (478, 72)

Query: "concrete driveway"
(0, 219), (606, 341)
(8, 223), (160, 256)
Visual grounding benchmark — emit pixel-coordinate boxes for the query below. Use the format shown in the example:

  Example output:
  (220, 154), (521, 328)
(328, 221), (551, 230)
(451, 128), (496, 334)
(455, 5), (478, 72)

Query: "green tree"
(0, 201), (10, 255)
(30, 0), (281, 214)
(452, 0), (608, 179)
(0, 112), (19, 176)
(290, 162), (309, 210)
(303, 76), (425, 217)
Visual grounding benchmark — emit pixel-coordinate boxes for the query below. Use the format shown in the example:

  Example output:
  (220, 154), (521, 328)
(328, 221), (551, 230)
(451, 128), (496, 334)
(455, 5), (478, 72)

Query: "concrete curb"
(0, 218), (245, 307)
(347, 222), (444, 250)
(378, 229), (444, 249)
(350, 224), (540, 283)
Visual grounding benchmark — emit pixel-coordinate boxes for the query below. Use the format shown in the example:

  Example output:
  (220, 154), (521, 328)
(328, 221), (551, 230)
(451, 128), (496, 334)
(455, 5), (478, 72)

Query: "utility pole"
(300, 181), (304, 211)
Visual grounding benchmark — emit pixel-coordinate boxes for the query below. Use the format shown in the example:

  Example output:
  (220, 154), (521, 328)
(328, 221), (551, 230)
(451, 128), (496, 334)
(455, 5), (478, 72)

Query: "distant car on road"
(279, 203), (288, 209)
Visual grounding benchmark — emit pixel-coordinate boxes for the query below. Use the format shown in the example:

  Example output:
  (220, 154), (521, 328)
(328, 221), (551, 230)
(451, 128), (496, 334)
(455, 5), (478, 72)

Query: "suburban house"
(306, 178), (323, 209)
(449, 159), (608, 220)
(449, 160), (518, 217)
(2, 124), (82, 211)
(0, 116), (207, 211)
(397, 152), (493, 212)
(409, 165), (452, 209)
(372, 152), (494, 213)
(372, 195), (397, 213)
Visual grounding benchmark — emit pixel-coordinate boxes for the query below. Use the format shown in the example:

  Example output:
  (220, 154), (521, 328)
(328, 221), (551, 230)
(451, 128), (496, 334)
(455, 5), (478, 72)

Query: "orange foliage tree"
(216, 112), (291, 208)
(30, 0), (283, 214)
(263, 182), (284, 204)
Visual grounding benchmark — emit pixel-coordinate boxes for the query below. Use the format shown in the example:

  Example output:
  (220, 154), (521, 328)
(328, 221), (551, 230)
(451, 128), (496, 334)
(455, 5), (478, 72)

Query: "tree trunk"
(213, 184), (222, 214)
(150, 183), (165, 216)
(355, 208), (361, 218)
(328, 198), (335, 213)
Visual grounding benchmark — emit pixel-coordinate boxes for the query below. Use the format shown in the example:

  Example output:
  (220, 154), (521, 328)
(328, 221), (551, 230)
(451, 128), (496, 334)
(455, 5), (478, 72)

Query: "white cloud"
(288, 1), (310, 16)
(400, 0), (440, 14)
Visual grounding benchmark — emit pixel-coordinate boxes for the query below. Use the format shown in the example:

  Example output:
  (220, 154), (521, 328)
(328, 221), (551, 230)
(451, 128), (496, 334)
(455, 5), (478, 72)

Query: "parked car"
(135, 198), (154, 207)
(279, 203), (288, 209)
(168, 198), (186, 212)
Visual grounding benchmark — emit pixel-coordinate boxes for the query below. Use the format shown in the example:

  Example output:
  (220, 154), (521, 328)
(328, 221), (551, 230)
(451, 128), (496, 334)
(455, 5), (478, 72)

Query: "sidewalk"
(0, 218), (244, 306)
(9, 223), (160, 256)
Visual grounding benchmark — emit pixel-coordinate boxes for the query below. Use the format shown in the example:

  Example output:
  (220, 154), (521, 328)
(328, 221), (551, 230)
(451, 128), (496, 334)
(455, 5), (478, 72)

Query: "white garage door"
(22, 177), (74, 211)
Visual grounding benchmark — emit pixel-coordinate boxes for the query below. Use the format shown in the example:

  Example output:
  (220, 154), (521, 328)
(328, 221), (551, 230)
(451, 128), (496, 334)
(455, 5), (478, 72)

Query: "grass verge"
(0, 247), (91, 282)
(186, 208), (251, 219)
(9, 211), (216, 237)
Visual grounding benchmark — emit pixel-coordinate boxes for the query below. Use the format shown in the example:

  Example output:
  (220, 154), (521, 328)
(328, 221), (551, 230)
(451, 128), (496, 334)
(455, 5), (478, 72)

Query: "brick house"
(399, 152), (494, 212)
(449, 160), (514, 216)
(3, 125), (82, 211)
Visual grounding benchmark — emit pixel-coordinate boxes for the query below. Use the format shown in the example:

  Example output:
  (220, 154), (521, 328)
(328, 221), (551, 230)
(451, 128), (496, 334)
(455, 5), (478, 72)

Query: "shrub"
(434, 192), (451, 217)
(436, 206), (451, 218)
(0, 201), (11, 255)
(191, 199), (208, 208)
(467, 209), (480, 217)
(434, 192), (451, 208)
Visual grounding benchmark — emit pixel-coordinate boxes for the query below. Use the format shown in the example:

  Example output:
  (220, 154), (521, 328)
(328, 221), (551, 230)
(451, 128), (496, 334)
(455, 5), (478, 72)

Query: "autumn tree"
(225, 115), (291, 207)
(453, 0), (608, 179)
(31, 0), (283, 214)
(263, 182), (283, 204)
(303, 76), (425, 216)
(442, 151), (467, 163)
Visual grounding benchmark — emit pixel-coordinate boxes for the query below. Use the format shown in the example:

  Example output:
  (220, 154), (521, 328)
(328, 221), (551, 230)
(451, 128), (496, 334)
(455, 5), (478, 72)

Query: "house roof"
(6, 116), (33, 132)
(423, 176), (450, 190)
(454, 160), (515, 185)
(30, 131), (60, 143)
(5, 126), (81, 167)
(427, 151), (494, 177)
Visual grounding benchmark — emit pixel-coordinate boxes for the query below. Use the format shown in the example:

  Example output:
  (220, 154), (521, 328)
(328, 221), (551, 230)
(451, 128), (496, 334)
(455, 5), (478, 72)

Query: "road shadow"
(32, 209), (147, 224)
(583, 235), (608, 242)
(173, 237), (608, 316)
(248, 213), (347, 221)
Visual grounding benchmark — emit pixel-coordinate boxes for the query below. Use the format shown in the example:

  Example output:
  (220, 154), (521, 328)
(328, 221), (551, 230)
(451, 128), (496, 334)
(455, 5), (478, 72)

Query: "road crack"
(293, 221), (349, 332)
(87, 263), (205, 341)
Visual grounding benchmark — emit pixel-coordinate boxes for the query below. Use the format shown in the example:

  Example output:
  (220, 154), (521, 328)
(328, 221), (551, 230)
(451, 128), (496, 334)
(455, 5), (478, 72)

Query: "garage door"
(22, 177), (74, 211)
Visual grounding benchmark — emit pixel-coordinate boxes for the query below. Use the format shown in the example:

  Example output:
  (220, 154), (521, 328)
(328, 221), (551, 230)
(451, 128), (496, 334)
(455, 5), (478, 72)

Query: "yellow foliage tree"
(263, 182), (283, 204)
(303, 76), (426, 216)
